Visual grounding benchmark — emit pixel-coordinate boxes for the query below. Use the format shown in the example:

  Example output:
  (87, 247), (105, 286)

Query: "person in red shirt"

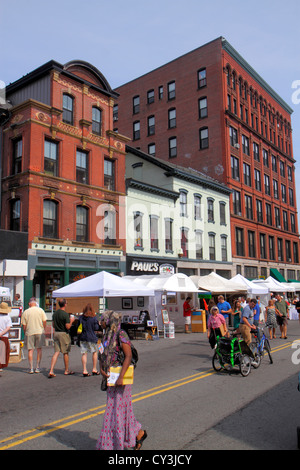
(183, 297), (194, 333)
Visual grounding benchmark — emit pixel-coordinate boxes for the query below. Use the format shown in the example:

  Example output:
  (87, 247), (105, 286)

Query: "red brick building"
(1, 60), (128, 310)
(115, 37), (299, 281)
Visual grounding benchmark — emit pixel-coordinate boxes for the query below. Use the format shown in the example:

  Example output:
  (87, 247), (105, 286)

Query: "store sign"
(128, 258), (176, 275)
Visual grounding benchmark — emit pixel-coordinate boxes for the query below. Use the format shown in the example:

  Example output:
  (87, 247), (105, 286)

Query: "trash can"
(191, 310), (206, 333)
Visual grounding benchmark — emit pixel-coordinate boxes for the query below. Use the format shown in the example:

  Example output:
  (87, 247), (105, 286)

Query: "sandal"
(92, 371), (100, 375)
(134, 430), (147, 450)
(48, 373), (56, 378)
(83, 373), (91, 377)
(64, 371), (75, 375)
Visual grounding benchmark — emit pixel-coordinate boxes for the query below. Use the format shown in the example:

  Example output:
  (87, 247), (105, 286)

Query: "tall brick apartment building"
(115, 37), (299, 281)
(1, 60), (128, 310)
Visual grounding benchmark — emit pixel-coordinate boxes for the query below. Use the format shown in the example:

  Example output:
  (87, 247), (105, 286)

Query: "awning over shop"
(270, 268), (286, 282)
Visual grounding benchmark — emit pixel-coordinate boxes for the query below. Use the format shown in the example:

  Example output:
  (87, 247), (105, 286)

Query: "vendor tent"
(52, 271), (155, 298)
(124, 273), (199, 293)
(252, 276), (293, 293)
(230, 274), (269, 295)
(190, 272), (247, 294)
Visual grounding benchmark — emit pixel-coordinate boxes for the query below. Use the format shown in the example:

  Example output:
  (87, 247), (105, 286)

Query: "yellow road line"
(0, 369), (214, 450)
(0, 339), (296, 450)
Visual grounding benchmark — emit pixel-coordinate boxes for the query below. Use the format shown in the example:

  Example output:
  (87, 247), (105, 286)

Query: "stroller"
(212, 334), (255, 377)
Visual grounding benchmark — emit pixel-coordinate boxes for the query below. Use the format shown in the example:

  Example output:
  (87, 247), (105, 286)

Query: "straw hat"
(0, 302), (11, 314)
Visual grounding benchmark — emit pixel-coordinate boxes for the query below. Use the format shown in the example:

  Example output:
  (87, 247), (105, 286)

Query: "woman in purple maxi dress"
(96, 310), (147, 450)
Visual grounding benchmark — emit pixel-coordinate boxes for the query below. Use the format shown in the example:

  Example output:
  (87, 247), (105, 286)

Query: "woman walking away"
(265, 299), (277, 339)
(79, 303), (101, 376)
(96, 310), (147, 450)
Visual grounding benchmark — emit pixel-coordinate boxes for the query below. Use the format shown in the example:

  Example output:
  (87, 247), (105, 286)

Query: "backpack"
(117, 330), (139, 368)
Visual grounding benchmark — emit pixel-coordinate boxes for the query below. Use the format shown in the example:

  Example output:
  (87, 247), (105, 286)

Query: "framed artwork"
(122, 298), (133, 309)
(9, 342), (20, 356)
(161, 309), (169, 324)
(137, 297), (144, 307)
(147, 320), (154, 327)
(8, 328), (21, 341)
(132, 315), (138, 323)
(161, 294), (167, 306)
(11, 316), (21, 326)
(122, 315), (130, 323)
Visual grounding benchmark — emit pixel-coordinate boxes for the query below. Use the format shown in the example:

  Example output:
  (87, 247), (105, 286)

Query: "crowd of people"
(206, 293), (295, 348)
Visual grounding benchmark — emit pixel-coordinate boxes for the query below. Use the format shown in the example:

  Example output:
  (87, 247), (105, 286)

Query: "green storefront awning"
(270, 268), (286, 282)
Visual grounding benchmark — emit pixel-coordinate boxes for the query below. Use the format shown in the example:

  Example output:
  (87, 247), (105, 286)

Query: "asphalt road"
(1, 320), (300, 451)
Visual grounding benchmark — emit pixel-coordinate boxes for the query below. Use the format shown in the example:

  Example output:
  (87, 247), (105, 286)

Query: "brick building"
(1, 60), (128, 311)
(115, 37), (299, 281)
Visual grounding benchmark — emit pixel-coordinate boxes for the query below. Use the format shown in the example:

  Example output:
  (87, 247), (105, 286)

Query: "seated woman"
(207, 306), (227, 349)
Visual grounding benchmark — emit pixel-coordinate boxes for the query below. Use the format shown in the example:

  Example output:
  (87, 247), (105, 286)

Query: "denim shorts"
(80, 341), (98, 354)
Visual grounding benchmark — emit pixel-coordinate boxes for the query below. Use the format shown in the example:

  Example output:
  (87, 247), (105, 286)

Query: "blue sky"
(1, 0), (300, 223)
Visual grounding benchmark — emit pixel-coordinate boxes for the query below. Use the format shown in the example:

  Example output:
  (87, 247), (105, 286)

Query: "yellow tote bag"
(107, 365), (134, 386)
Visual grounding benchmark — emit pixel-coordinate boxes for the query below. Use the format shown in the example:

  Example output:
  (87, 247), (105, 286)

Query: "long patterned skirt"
(96, 385), (141, 450)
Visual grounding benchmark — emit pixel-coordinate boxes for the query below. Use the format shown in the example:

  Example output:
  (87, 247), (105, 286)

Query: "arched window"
(43, 200), (58, 238)
(76, 206), (89, 242)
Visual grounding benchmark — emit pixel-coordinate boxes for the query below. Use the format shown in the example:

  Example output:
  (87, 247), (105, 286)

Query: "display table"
(121, 322), (145, 339)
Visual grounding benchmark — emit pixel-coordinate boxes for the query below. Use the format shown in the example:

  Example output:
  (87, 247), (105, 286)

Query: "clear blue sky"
(1, 0), (299, 224)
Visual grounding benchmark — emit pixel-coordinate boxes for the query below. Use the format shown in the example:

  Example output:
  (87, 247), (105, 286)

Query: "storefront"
(25, 242), (125, 315)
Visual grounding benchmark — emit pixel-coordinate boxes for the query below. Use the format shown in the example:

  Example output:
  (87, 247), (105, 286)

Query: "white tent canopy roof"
(52, 271), (155, 298)
(231, 274), (269, 295)
(190, 272), (247, 294)
(252, 276), (294, 293)
(124, 273), (199, 293)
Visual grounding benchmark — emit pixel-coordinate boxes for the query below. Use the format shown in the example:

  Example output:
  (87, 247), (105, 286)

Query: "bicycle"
(250, 326), (273, 364)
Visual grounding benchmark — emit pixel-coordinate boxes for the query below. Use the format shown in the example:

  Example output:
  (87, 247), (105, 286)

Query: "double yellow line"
(0, 369), (215, 450)
(0, 338), (295, 450)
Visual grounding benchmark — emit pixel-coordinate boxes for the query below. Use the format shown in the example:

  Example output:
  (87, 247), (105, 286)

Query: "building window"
(291, 213), (296, 233)
(62, 93), (74, 125)
(44, 139), (58, 176)
(264, 174), (270, 195)
(180, 190), (188, 217)
(168, 108), (176, 128)
(275, 207), (281, 228)
(134, 212), (143, 248)
(169, 137), (177, 158)
(147, 115), (155, 136)
(286, 240), (292, 262)
(253, 142), (260, 161)
(168, 81), (176, 100)
(133, 121), (140, 140)
(289, 188), (294, 206)
(148, 143), (156, 156)
(243, 163), (251, 186)
(235, 227), (244, 257)
(209, 233), (216, 260)
(133, 96), (140, 114)
(150, 215), (159, 250)
(283, 211), (288, 231)
(260, 234), (267, 259)
(76, 149), (88, 184)
(43, 200), (58, 238)
(281, 183), (286, 203)
(104, 209), (116, 245)
(256, 199), (263, 223)
(92, 107), (102, 135)
(158, 86), (163, 100)
(113, 104), (118, 122)
(195, 231), (203, 259)
(248, 231), (256, 258)
(221, 235), (227, 262)
(232, 190), (241, 215)
(104, 159), (115, 191)
(207, 198), (214, 222)
(147, 89), (154, 104)
(198, 68), (207, 88)
(220, 202), (226, 225)
(273, 180), (279, 199)
(293, 242), (299, 264)
(278, 238), (284, 261)
(245, 195), (253, 220)
(231, 156), (240, 181)
(194, 195), (202, 220)
(165, 218), (173, 252)
(181, 227), (188, 258)
(263, 149), (269, 167)
(254, 169), (261, 191)
(266, 203), (272, 225)
(242, 135), (250, 155)
(269, 236), (275, 260)
(229, 126), (238, 147)
(198, 97), (208, 119)
(12, 138), (22, 174)
(199, 127), (209, 149)
(10, 199), (20, 231)
(76, 206), (88, 242)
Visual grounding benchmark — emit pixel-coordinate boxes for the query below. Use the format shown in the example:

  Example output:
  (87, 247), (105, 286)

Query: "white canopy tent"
(231, 274), (269, 295)
(252, 276), (294, 293)
(190, 272), (247, 295)
(124, 273), (199, 329)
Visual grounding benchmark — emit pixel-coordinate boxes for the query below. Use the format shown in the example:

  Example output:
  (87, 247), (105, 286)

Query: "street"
(1, 320), (300, 451)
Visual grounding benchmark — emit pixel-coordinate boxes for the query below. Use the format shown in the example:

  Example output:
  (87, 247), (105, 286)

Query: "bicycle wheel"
(212, 352), (223, 372)
(239, 354), (251, 377)
(264, 339), (273, 364)
(249, 342), (261, 369)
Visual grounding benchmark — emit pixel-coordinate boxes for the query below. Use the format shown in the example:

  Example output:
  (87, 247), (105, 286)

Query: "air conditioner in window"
(234, 143), (240, 149)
